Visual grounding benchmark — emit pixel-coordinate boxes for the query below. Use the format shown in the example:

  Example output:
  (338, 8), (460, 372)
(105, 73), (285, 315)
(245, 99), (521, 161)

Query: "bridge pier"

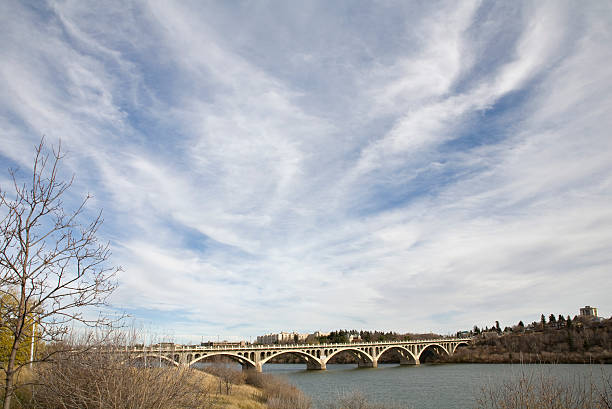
(358, 358), (377, 368)
(307, 361), (326, 371)
(400, 357), (419, 365)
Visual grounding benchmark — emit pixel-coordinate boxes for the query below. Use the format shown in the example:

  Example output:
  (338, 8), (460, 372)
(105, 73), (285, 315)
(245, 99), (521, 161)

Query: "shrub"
(31, 349), (212, 409)
(476, 369), (612, 409)
(244, 371), (311, 409)
(200, 363), (245, 395)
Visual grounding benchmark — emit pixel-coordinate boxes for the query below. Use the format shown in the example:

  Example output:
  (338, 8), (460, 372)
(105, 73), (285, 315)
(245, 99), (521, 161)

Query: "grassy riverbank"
(4, 355), (400, 409)
(1, 348), (273, 409)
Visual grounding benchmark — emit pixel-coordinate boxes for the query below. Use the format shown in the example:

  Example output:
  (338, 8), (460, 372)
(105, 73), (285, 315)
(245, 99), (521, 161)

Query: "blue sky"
(1, 1), (611, 343)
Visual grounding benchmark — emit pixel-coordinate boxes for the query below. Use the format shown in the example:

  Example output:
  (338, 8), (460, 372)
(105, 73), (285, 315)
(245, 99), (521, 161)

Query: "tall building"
(580, 305), (598, 317)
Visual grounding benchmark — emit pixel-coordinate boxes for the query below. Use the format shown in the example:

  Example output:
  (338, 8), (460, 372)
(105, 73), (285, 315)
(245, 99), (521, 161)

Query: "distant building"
(305, 331), (331, 343)
(580, 306), (598, 318)
(255, 332), (308, 345)
(200, 340), (246, 347)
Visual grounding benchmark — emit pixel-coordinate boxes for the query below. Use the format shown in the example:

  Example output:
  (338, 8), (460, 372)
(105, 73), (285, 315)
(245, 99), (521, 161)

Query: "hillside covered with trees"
(441, 314), (612, 364)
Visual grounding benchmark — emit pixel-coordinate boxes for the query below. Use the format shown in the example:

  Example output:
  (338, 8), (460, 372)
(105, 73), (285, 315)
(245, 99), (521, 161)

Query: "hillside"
(440, 316), (612, 364)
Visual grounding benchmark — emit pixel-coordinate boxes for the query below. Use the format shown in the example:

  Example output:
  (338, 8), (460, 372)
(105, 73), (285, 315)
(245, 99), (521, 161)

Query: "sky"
(1, 0), (611, 344)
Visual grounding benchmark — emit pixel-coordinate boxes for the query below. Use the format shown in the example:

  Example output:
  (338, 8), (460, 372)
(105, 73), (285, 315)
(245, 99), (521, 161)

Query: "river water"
(262, 363), (612, 408)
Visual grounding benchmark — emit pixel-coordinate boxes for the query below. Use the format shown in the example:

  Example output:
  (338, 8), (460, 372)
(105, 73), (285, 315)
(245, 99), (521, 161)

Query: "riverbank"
(200, 365), (310, 409)
(437, 348), (612, 364)
(195, 370), (267, 409)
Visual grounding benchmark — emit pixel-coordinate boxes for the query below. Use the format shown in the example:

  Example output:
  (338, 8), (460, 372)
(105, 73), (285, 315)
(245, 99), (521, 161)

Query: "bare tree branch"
(0, 138), (122, 408)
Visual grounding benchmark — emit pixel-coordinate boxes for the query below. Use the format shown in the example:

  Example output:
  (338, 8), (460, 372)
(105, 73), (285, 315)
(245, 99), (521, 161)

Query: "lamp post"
(29, 321), (36, 369)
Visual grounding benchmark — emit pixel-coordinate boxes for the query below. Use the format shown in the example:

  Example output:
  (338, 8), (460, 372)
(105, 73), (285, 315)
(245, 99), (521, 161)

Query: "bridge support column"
(306, 360), (326, 371)
(178, 353), (188, 367)
(400, 357), (419, 365)
(358, 358), (377, 368)
(239, 361), (260, 372)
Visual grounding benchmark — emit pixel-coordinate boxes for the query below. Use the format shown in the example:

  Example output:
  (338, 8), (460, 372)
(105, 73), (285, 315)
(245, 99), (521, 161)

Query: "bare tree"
(0, 139), (120, 408)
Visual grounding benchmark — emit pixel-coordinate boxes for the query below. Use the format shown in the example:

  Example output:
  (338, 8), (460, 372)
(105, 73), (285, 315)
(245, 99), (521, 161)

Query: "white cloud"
(0, 0), (611, 341)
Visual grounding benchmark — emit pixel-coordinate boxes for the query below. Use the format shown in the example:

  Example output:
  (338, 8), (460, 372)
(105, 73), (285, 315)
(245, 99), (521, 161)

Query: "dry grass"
(28, 355), (274, 409)
(476, 369), (612, 409)
(5, 348), (309, 409)
(196, 371), (266, 409)
(244, 370), (311, 409)
(29, 349), (213, 409)
(200, 364), (311, 409)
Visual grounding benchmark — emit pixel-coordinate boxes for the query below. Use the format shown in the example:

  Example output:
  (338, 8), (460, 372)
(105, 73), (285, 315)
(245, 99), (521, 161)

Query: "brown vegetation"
(200, 362), (311, 409)
(2, 348), (305, 409)
(31, 348), (212, 409)
(476, 369), (612, 408)
(243, 370), (311, 409)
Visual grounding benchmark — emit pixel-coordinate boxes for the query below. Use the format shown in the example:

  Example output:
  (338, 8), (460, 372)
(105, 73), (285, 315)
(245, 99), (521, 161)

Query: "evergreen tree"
(0, 294), (39, 364)
(549, 314), (556, 323)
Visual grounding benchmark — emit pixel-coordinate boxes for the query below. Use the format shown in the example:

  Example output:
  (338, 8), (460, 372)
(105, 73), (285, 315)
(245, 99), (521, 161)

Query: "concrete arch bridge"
(128, 338), (470, 372)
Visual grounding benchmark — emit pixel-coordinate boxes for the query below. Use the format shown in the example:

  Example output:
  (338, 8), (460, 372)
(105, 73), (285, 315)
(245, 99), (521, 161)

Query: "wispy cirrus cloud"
(1, 0), (611, 343)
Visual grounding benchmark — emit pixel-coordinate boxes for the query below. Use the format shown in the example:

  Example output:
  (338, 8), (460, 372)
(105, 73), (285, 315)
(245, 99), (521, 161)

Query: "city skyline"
(1, 1), (611, 344)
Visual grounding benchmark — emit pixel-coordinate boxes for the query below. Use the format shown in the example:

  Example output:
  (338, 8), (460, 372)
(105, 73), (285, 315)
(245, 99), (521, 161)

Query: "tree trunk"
(3, 301), (24, 409)
(3, 344), (18, 409)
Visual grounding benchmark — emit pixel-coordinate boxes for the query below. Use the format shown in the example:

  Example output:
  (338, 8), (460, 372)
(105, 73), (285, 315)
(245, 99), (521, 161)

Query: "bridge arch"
(259, 350), (323, 369)
(324, 347), (376, 366)
(131, 354), (179, 367)
(417, 343), (450, 361)
(189, 352), (257, 370)
(376, 345), (418, 364)
(451, 341), (469, 354)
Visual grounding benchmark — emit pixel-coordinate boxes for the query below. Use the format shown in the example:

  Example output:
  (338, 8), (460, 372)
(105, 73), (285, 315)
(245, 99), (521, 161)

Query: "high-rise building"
(580, 305), (598, 317)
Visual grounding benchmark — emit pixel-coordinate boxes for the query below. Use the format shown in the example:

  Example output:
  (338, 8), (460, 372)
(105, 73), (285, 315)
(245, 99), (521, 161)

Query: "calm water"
(262, 363), (612, 409)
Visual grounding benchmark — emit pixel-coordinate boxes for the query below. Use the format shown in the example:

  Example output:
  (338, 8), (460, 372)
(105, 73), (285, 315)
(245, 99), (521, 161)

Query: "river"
(262, 363), (612, 408)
